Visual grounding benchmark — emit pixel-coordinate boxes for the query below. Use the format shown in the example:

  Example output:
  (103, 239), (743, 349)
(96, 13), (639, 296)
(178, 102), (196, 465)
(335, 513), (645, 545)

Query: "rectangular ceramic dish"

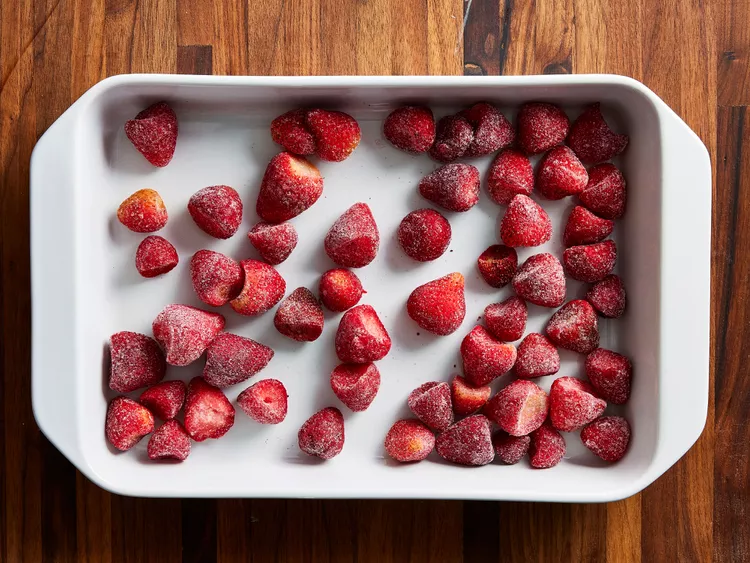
(30, 75), (711, 501)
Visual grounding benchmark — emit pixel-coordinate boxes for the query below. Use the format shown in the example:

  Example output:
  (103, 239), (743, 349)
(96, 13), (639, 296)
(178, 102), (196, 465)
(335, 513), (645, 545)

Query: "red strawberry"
(117, 189), (168, 233)
(139, 380), (186, 420)
(546, 299), (599, 354)
(585, 348), (632, 404)
(270, 109), (316, 155)
(418, 163), (480, 212)
(147, 420), (191, 461)
(514, 333), (560, 379)
(477, 245), (517, 288)
(587, 274), (626, 318)
(500, 194), (552, 247)
(581, 416), (631, 462)
(256, 152), (324, 223)
(451, 375), (491, 416)
(152, 304), (225, 366)
(492, 431), (531, 465)
(383, 106), (436, 154)
(330, 363), (381, 412)
(579, 163), (627, 219)
(324, 203), (380, 268)
(517, 102), (569, 155)
(319, 269), (364, 312)
(460, 102), (515, 157)
(563, 206), (614, 247)
(188, 185), (242, 239)
(184, 377), (235, 442)
(384, 419), (435, 462)
(549, 376), (606, 431)
(461, 326), (517, 386)
(563, 240), (617, 283)
(105, 396), (154, 451)
(512, 253), (566, 308)
(397, 208), (451, 262)
(408, 381), (453, 432)
(237, 379), (288, 424)
(190, 250), (244, 307)
(529, 423), (565, 468)
(109, 331), (166, 393)
(484, 380), (548, 436)
(274, 287), (324, 342)
(298, 407), (345, 459)
(406, 272), (466, 335)
(124, 101), (177, 167)
(486, 149), (534, 205)
(435, 415), (494, 466)
(203, 332), (274, 388)
(485, 296), (527, 342)
(536, 145), (588, 200)
(135, 236), (178, 278)
(230, 259), (286, 316)
(429, 115), (474, 162)
(567, 103), (629, 164)
(335, 304), (391, 363)
(305, 109), (361, 162)
(248, 222), (298, 265)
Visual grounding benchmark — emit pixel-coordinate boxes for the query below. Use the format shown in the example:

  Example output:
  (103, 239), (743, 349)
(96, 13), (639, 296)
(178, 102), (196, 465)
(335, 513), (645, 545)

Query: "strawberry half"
(184, 377), (235, 442)
(237, 379), (288, 424)
(256, 152), (324, 223)
(335, 304), (391, 363)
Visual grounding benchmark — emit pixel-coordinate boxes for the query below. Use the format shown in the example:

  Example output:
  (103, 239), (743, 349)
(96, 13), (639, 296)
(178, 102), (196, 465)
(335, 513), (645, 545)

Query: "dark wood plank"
(718, 0), (750, 106)
(177, 45), (213, 76)
(463, 0), (501, 76)
(110, 497), (181, 563)
(182, 499), (217, 563)
(76, 474), (112, 563)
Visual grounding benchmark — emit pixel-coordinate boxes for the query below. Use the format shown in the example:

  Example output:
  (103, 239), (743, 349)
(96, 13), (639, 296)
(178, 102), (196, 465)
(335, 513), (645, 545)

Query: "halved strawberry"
(335, 304), (391, 363)
(106, 396), (154, 451)
(451, 375), (491, 416)
(183, 377), (235, 442)
(256, 152), (324, 223)
(237, 379), (288, 424)
(484, 380), (548, 437)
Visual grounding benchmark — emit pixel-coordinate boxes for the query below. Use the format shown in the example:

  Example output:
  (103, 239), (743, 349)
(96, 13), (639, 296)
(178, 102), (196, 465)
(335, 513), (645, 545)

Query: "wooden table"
(1, 0), (747, 561)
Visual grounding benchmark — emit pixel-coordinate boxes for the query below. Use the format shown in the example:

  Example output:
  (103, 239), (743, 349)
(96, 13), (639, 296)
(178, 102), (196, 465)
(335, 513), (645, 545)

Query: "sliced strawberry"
(109, 331), (166, 393)
(418, 164), (480, 212)
(274, 287), (325, 342)
(563, 240), (617, 283)
(517, 102), (569, 155)
(298, 407), (345, 459)
(330, 363), (381, 412)
(335, 304), (391, 363)
(512, 253), (566, 308)
(485, 296), (527, 342)
(579, 163), (627, 219)
(529, 423), (565, 469)
(305, 109), (361, 162)
(451, 375), (491, 416)
(477, 245), (518, 288)
(248, 222), (298, 265)
(585, 348), (632, 404)
(319, 268), (364, 312)
(484, 380), (548, 437)
(270, 109), (316, 155)
(397, 208), (451, 262)
(147, 420), (191, 461)
(567, 103), (629, 164)
(124, 101), (177, 167)
(407, 381), (453, 432)
(135, 236), (178, 278)
(492, 431), (531, 465)
(429, 115), (473, 163)
(184, 377), (235, 442)
(435, 415), (494, 466)
(581, 416), (631, 462)
(117, 189), (168, 233)
(190, 250), (244, 307)
(546, 300), (599, 354)
(536, 145), (588, 200)
(203, 332), (274, 388)
(188, 185), (242, 239)
(500, 194), (552, 247)
(549, 376), (606, 431)
(587, 274), (626, 318)
(514, 333), (560, 379)
(486, 149), (534, 205)
(406, 272), (466, 335)
(237, 379), (288, 424)
(256, 152), (324, 223)
(139, 380), (186, 420)
(152, 304), (225, 366)
(461, 326), (517, 386)
(460, 102), (515, 157)
(383, 106), (436, 154)
(384, 419), (435, 462)
(324, 203), (380, 268)
(563, 206), (614, 247)
(106, 396), (154, 451)
(229, 259), (286, 316)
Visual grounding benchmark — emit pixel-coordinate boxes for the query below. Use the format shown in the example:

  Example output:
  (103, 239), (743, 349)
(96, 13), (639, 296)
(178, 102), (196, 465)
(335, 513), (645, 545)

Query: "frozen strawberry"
(460, 102), (515, 157)
(298, 407), (345, 459)
(567, 103), (629, 164)
(324, 203), (380, 268)
(451, 375), (491, 416)
(579, 163), (627, 219)
(190, 250), (244, 307)
(587, 274), (626, 318)
(384, 419), (435, 462)
(461, 326), (517, 386)
(406, 272), (466, 335)
(512, 253), (566, 308)
(581, 416), (631, 462)
(188, 185), (242, 239)
(563, 205), (614, 247)
(203, 332), (274, 387)
(230, 259), (286, 316)
(109, 331), (166, 393)
(485, 296), (527, 342)
(517, 102), (569, 155)
(485, 380), (548, 436)
(477, 245), (517, 288)
(305, 109), (361, 162)
(147, 420), (191, 461)
(546, 300), (599, 354)
(585, 348), (632, 404)
(529, 423), (565, 468)
(256, 152), (324, 223)
(563, 240), (617, 283)
(139, 380), (186, 420)
(117, 189), (168, 233)
(500, 194), (552, 247)
(330, 363), (381, 412)
(274, 287), (325, 342)
(408, 382), (453, 432)
(335, 304), (391, 363)
(383, 106), (436, 154)
(237, 379), (288, 424)
(514, 333), (560, 379)
(135, 236), (178, 278)
(486, 149), (534, 205)
(184, 377), (235, 441)
(536, 145), (588, 200)
(398, 208), (451, 262)
(124, 101), (177, 167)
(248, 222), (298, 265)
(492, 431), (531, 465)
(435, 415), (494, 466)
(152, 304), (225, 366)
(105, 396), (154, 451)
(549, 376), (606, 431)
(419, 164), (480, 212)
(429, 115), (474, 162)
(319, 268), (364, 312)
(271, 109), (316, 155)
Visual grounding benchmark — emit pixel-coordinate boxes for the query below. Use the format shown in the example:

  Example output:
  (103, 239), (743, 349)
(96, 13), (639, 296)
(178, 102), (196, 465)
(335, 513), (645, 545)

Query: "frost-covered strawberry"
(408, 382), (453, 432)
(190, 250), (244, 307)
(587, 275), (626, 318)
(152, 305), (225, 366)
(549, 376), (606, 432)
(563, 240), (617, 283)
(567, 103), (628, 164)
(298, 407), (345, 459)
(256, 152), (323, 223)
(512, 253), (566, 308)
(203, 332), (274, 388)
(581, 416), (631, 462)
(585, 348), (632, 404)
(305, 109), (361, 162)
(529, 423), (565, 469)
(248, 222), (298, 265)
(229, 259), (286, 316)
(419, 164), (480, 212)
(383, 106), (436, 154)
(397, 209), (451, 262)
(536, 145), (588, 200)
(384, 419), (435, 462)
(135, 236), (178, 278)
(477, 245), (517, 288)
(429, 115), (474, 162)
(188, 185), (242, 239)
(546, 300), (599, 354)
(514, 333), (560, 379)
(460, 326), (517, 386)
(484, 380), (548, 437)
(147, 420), (191, 461)
(451, 375), (491, 416)
(492, 431), (531, 465)
(139, 380), (186, 420)
(330, 363), (381, 412)
(435, 415), (494, 466)
(109, 331), (166, 393)
(517, 102), (569, 155)
(324, 203), (380, 268)
(184, 377), (235, 442)
(335, 305), (391, 363)
(486, 149), (534, 205)
(106, 396), (154, 451)
(563, 206), (614, 247)
(237, 379), (288, 424)
(270, 109), (316, 155)
(500, 194), (552, 247)
(460, 102), (515, 157)
(484, 296), (527, 342)
(274, 287), (324, 342)
(117, 189), (168, 233)
(406, 273), (466, 335)
(124, 101), (178, 167)
(579, 163), (627, 219)
(319, 269), (364, 312)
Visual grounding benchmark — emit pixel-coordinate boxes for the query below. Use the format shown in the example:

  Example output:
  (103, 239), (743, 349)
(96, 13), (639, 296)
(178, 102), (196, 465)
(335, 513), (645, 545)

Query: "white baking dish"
(30, 75), (710, 501)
